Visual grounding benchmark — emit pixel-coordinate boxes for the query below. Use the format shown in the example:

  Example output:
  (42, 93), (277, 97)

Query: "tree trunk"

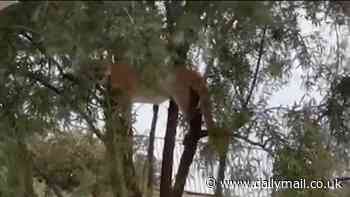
(215, 155), (227, 197)
(146, 104), (159, 197)
(6, 140), (36, 197)
(103, 86), (131, 197)
(104, 104), (143, 197)
(160, 100), (178, 197)
(104, 127), (128, 197)
(173, 88), (202, 197)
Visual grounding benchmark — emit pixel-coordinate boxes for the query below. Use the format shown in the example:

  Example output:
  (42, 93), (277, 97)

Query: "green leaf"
(268, 63), (283, 78)
(232, 111), (251, 129)
(208, 127), (230, 157)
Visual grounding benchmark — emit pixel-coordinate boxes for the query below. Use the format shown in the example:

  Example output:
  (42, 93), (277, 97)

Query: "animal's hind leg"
(171, 85), (201, 126)
(171, 85), (191, 121)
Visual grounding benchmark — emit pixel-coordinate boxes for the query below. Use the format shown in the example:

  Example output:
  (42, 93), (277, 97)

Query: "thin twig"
(123, 7), (135, 25)
(232, 133), (273, 156)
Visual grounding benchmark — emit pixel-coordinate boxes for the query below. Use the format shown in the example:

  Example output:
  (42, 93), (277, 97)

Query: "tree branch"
(244, 26), (267, 108)
(199, 129), (273, 155)
(22, 31), (105, 105)
(74, 105), (104, 141)
(27, 71), (62, 95)
(17, 30), (106, 141)
(25, 71), (105, 141)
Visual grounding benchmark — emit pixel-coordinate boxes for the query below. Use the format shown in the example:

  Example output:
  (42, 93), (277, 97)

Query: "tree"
(2, 1), (350, 197)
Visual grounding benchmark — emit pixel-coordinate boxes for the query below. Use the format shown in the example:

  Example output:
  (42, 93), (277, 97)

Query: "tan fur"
(109, 64), (215, 130)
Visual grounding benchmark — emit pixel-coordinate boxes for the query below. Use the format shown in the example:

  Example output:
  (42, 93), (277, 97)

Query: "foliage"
(273, 115), (335, 197)
(1, 1), (350, 196)
(30, 132), (105, 194)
